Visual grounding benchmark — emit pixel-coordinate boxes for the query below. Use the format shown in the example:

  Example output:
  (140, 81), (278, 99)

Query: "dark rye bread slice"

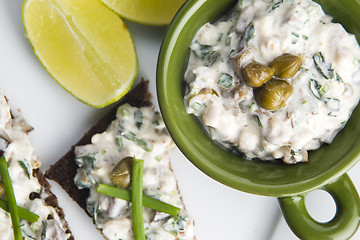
(33, 168), (74, 240)
(0, 95), (74, 240)
(45, 79), (152, 215)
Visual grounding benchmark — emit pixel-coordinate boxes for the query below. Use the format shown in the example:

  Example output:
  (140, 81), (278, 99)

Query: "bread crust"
(33, 168), (74, 240)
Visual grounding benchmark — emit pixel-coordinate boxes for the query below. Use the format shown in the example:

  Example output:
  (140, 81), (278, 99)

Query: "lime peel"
(22, 0), (138, 108)
(101, 0), (187, 26)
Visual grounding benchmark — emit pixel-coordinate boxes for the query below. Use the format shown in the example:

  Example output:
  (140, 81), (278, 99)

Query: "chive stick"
(0, 156), (22, 240)
(0, 199), (39, 223)
(96, 184), (180, 216)
(132, 158), (145, 240)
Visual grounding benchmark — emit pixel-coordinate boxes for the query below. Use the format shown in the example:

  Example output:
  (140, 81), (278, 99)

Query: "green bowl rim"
(156, 0), (360, 197)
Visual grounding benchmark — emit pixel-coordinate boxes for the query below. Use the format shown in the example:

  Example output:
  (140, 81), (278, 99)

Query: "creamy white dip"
(184, 0), (360, 163)
(0, 92), (71, 239)
(74, 104), (195, 240)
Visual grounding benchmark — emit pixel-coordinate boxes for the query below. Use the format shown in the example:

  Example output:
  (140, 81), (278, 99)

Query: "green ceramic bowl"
(157, 0), (360, 239)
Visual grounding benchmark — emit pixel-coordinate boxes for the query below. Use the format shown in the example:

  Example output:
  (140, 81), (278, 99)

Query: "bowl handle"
(278, 173), (360, 240)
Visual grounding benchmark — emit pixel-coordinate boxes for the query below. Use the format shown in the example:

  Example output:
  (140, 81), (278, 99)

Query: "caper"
(269, 53), (302, 78)
(242, 61), (274, 87)
(254, 79), (293, 110)
(111, 157), (133, 188)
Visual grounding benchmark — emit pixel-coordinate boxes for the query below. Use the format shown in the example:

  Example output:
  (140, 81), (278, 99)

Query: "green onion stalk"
(132, 158), (145, 240)
(0, 156), (22, 240)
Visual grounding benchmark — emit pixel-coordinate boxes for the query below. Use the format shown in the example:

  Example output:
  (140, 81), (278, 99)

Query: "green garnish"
(134, 110), (143, 130)
(96, 184), (180, 216)
(309, 79), (324, 100)
(190, 102), (203, 111)
(253, 114), (263, 127)
(41, 220), (47, 240)
(191, 40), (218, 66)
(312, 52), (343, 82)
(123, 132), (153, 152)
(244, 23), (255, 42)
(0, 156), (22, 240)
(0, 199), (39, 223)
(75, 154), (96, 169)
(132, 158), (145, 240)
(18, 160), (31, 179)
(217, 73), (233, 88)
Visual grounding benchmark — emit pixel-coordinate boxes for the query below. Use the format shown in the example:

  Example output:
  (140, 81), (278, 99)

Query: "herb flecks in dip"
(74, 104), (195, 240)
(184, 0), (360, 164)
(0, 92), (71, 239)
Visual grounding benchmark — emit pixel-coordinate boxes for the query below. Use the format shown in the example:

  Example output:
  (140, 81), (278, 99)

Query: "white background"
(1, 0), (360, 239)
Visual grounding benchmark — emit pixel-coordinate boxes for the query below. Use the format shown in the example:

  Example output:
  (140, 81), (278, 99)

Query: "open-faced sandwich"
(46, 80), (195, 240)
(0, 91), (73, 239)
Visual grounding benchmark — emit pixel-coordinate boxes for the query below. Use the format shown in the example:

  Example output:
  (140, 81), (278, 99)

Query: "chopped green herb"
(244, 23), (255, 42)
(290, 149), (296, 156)
(116, 136), (123, 148)
(228, 25), (235, 34)
(335, 71), (344, 83)
(217, 73), (233, 88)
(312, 52), (343, 82)
(134, 110), (143, 130)
(313, 52), (329, 79)
(249, 102), (257, 111)
(23, 231), (36, 240)
(225, 36), (232, 46)
(123, 132), (153, 152)
(152, 120), (159, 126)
(302, 35), (309, 40)
(309, 79), (324, 100)
(117, 123), (125, 134)
(191, 40), (218, 66)
(324, 98), (340, 111)
(271, 0), (283, 10)
(155, 156), (162, 162)
(75, 154), (96, 169)
(41, 220), (47, 240)
(291, 32), (299, 44)
(309, 79), (341, 111)
(291, 32), (299, 38)
(18, 160), (31, 179)
(229, 49), (236, 58)
(121, 108), (130, 117)
(96, 184), (180, 216)
(253, 115), (263, 127)
(0, 156), (22, 240)
(217, 33), (223, 42)
(91, 204), (102, 225)
(190, 102), (203, 111)
(163, 215), (187, 237)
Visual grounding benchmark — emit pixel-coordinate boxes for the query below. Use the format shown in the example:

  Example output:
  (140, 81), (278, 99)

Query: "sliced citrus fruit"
(22, 0), (138, 108)
(101, 0), (187, 26)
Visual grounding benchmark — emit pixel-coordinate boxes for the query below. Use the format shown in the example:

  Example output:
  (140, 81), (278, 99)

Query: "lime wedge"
(22, 0), (138, 108)
(101, 0), (186, 26)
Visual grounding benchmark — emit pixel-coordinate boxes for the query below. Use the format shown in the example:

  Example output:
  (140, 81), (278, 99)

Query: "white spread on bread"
(0, 92), (71, 239)
(74, 104), (195, 240)
(184, 0), (360, 163)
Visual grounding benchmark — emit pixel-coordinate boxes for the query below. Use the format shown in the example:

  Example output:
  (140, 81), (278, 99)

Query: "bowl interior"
(157, 0), (360, 196)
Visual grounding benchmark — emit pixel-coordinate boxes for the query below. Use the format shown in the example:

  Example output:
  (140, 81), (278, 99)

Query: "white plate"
(1, 1), (360, 239)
